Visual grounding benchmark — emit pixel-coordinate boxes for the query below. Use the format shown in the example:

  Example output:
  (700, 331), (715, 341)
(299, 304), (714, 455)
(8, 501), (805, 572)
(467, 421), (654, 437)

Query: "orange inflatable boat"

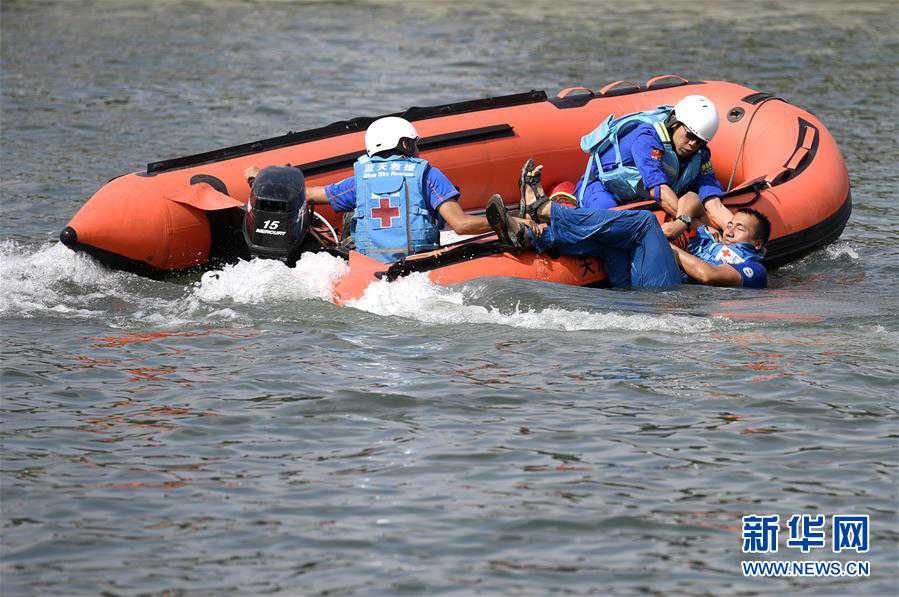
(61, 75), (850, 300)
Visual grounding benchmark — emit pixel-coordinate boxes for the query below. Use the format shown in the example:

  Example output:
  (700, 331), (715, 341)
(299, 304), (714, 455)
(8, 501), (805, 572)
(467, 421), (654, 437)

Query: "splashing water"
(348, 272), (722, 333)
(825, 242), (860, 260)
(194, 251), (349, 305)
(0, 241), (122, 318)
(3, 241), (722, 334)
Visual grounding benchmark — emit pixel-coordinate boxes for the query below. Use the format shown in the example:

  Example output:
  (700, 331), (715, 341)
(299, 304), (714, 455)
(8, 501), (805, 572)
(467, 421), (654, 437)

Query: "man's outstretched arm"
(669, 243), (743, 287)
(305, 186), (330, 205)
(437, 200), (491, 235)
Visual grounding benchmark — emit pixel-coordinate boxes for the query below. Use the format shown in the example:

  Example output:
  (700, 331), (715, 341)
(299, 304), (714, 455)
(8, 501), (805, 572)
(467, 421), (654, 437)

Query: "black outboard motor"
(243, 166), (310, 261)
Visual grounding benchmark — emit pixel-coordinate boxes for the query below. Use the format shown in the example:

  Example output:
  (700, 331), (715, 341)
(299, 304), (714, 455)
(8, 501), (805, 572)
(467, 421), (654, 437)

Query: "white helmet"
(364, 116), (419, 156)
(673, 95), (719, 142)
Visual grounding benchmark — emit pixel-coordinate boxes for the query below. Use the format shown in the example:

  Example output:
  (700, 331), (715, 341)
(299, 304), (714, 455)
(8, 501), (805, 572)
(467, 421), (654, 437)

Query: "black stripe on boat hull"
(143, 92), (544, 175)
(58, 234), (176, 280)
(298, 124), (515, 177)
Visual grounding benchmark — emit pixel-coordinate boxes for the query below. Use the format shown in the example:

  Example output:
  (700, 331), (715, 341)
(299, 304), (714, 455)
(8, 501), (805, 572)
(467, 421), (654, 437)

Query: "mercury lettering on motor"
(255, 220), (287, 236)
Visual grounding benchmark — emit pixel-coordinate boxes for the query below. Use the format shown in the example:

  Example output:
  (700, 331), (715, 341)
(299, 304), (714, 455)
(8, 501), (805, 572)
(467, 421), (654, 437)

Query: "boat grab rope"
(725, 96), (784, 193)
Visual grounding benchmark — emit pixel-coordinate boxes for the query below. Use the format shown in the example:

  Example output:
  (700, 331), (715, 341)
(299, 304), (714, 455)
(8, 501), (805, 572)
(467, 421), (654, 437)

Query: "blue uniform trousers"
(533, 203), (682, 289)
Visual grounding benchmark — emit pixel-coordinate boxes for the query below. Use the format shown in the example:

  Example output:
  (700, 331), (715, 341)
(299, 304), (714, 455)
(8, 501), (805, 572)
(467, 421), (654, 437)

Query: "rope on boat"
(725, 96), (783, 193)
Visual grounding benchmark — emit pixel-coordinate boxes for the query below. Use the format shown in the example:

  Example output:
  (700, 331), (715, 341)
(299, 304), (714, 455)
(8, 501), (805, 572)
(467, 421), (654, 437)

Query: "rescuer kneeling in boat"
(247, 116), (491, 264)
(486, 192), (770, 289)
(525, 94), (734, 231)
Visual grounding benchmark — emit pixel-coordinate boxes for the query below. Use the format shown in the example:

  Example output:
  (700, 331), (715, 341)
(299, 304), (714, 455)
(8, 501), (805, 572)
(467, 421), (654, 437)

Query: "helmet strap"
(665, 112), (679, 133)
(398, 137), (418, 157)
(373, 138), (417, 159)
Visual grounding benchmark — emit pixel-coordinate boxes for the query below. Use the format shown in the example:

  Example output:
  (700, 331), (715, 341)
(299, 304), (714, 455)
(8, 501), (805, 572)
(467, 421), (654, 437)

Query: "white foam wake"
(194, 251), (349, 305)
(1, 240), (719, 334)
(347, 273), (718, 333)
(825, 242), (860, 260)
(0, 240), (118, 318)
(866, 325), (899, 348)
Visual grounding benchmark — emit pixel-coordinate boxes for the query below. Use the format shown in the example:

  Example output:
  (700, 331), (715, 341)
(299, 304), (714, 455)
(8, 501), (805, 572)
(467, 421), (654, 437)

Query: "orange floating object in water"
(61, 76), (851, 295)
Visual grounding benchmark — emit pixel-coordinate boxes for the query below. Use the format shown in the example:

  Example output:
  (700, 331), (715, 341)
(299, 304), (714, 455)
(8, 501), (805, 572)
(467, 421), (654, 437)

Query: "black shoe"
(518, 158), (535, 218)
(488, 194), (536, 251)
(486, 194), (513, 246)
(518, 158), (549, 221)
(510, 218), (534, 250)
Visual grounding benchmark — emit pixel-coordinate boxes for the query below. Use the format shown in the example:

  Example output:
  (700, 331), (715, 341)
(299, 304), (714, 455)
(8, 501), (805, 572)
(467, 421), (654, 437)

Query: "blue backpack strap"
(579, 114), (614, 153)
(408, 158), (440, 251)
(352, 156), (370, 251)
(406, 158), (435, 226)
(652, 119), (672, 146)
(577, 115), (611, 204)
(576, 154), (597, 206)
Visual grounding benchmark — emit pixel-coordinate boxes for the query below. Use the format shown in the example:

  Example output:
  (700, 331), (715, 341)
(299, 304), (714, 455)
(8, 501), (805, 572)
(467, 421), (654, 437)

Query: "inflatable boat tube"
(61, 75), (851, 296)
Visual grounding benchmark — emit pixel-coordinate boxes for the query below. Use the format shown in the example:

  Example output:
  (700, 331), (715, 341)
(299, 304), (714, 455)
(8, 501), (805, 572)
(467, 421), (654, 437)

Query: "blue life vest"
(352, 155), (440, 263)
(577, 106), (703, 205)
(692, 238), (764, 267)
(686, 226), (767, 287)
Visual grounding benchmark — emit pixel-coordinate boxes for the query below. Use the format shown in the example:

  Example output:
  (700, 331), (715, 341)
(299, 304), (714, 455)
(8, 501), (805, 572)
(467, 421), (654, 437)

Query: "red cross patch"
(651, 148), (663, 160)
(370, 196), (400, 228)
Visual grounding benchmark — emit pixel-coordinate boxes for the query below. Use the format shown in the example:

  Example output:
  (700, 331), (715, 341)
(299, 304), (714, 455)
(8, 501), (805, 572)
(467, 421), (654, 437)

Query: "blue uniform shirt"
(687, 225), (768, 288)
(325, 164), (459, 225)
(576, 124), (724, 207)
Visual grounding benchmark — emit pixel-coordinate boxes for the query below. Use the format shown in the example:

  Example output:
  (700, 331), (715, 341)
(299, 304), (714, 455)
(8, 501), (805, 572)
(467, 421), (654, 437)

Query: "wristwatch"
(676, 214), (692, 227)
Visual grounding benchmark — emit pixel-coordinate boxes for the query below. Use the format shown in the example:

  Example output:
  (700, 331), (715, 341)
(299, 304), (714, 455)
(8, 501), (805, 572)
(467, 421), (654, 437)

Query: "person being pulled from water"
(245, 116), (491, 264)
(544, 94), (734, 230)
(486, 185), (770, 289)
